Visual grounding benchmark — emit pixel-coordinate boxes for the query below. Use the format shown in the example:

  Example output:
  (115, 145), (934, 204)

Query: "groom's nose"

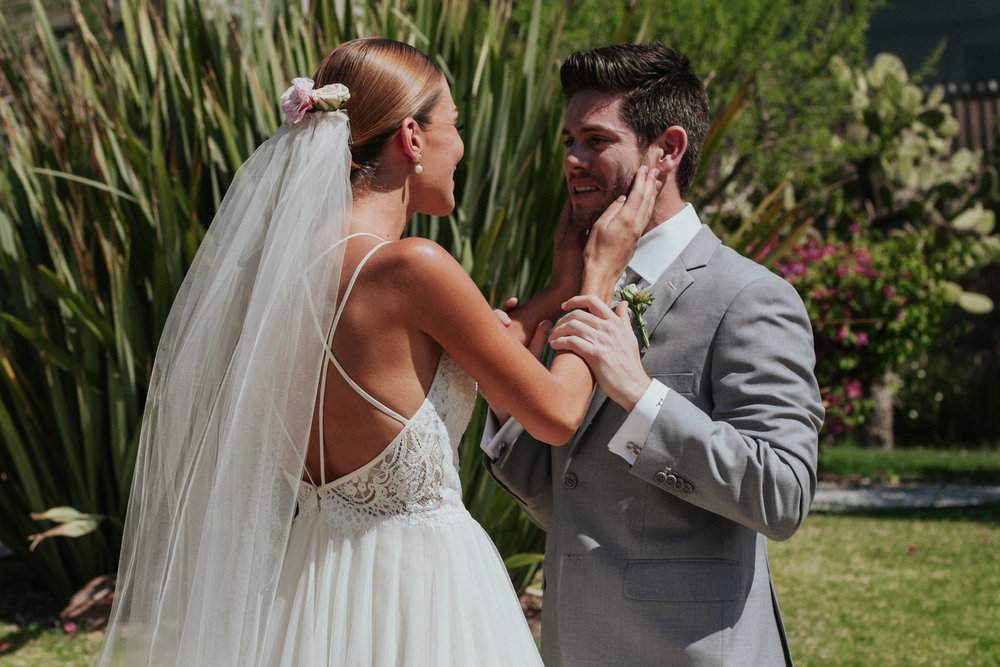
(564, 146), (589, 171)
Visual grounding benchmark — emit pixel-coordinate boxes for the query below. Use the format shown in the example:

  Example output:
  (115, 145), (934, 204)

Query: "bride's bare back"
(304, 235), (444, 483)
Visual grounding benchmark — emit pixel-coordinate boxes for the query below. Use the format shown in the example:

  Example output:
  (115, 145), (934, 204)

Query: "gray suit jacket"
(487, 226), (823, 666)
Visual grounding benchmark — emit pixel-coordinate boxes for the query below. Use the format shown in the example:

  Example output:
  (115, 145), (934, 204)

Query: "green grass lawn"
(773, 504), (1000, 666)
(0, 623), (102, 666)
(818, 445), (1000, 485)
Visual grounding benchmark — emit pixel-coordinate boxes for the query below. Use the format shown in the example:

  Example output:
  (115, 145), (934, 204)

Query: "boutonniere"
(617, 283), (654, 348)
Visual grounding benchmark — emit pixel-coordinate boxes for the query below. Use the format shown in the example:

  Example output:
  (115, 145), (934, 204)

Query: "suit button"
(665, 474), (679, 487)
(563, 473), (578, 489)
(682, 483), (694, 494)
(654, 471), (668, 484)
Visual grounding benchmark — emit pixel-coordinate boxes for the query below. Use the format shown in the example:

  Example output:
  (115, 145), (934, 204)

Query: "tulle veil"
(98, 110), (352, 665)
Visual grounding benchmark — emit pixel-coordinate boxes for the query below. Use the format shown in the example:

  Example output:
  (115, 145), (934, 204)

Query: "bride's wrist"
(580, 267), (617, 303)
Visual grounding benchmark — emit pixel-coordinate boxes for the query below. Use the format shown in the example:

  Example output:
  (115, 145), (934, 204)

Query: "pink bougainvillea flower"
(0, 643), (8, 652)
(844, 379), (864, 399)
(280, 77), (315, 125)
(63, 621), (77, 634)
(854, 331), (869, 348)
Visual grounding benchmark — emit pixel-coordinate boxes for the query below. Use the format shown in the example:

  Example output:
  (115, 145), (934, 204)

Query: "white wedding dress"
(261, 240), (542, 666)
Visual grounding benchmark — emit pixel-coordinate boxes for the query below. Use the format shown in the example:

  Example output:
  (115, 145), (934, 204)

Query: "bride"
(98, 37), (657, 665)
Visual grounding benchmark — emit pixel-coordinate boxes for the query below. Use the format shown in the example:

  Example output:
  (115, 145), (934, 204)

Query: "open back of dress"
(260, 235), (543, 666)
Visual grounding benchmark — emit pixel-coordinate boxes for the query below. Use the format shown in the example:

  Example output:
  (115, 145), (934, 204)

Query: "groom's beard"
(569, 166), (638, 230)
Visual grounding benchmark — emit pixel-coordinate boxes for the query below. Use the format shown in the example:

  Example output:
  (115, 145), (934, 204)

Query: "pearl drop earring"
(414, 154), (423, 174)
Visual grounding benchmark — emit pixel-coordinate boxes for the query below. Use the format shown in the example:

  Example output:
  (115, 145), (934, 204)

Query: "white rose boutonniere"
(617, 283), (655, 348)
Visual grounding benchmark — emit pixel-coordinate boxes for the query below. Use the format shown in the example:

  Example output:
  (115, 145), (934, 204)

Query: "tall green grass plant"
(0, 0), (590, 599)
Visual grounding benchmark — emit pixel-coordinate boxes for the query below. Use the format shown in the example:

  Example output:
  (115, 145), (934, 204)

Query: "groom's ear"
(650, 126), (687, 175)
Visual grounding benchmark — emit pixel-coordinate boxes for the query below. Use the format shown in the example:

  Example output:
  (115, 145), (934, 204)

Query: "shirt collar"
(629, 203), (702, 286)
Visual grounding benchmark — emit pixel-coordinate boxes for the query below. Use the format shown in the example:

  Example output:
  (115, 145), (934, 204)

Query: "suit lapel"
(639, 226), (720, 352)
(570, 226), (722, 445)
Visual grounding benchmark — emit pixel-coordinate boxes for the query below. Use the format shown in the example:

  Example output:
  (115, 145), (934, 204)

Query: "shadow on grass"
(0, 558), (61, 654)
(0, 622), (54, 656)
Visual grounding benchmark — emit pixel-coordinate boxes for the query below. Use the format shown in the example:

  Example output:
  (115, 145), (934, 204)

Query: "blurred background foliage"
(1, 0), (998, 602)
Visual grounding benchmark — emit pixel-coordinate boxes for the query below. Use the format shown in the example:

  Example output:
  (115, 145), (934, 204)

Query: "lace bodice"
(296, 353), (476, 532)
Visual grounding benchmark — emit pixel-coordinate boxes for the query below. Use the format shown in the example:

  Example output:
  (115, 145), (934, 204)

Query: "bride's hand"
(550, 201), (587, 295)
(581, 166), (660, 301)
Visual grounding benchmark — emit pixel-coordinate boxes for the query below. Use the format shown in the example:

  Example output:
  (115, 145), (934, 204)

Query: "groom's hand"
(549, 295), (650, 411)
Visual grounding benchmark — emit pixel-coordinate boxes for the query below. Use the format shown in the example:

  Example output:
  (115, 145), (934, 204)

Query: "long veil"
(98, 111), (352, 665)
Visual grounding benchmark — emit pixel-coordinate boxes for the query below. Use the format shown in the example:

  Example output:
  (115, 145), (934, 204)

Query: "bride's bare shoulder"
(363, 237), (485, 324)
(372, 237), (468, 285)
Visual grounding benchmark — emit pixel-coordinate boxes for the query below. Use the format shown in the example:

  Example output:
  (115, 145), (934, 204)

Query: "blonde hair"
(313, 38), (445, 187)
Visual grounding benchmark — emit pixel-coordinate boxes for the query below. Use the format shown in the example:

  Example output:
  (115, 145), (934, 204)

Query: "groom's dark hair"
(561, 42), (709, 198)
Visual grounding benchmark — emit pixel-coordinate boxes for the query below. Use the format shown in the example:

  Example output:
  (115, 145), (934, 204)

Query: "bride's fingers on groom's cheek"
(594, 198), (626, 230)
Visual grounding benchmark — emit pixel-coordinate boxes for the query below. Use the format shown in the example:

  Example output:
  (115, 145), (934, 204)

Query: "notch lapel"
(570, 226), (722, 443)
(639, 226), (720, 353)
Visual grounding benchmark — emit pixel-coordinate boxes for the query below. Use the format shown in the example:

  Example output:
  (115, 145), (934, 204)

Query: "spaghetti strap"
(315, 236), (407, 485)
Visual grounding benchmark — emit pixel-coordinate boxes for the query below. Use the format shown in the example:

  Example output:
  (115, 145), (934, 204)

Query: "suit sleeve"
(482, 429), (554, 531)
(628, 274), (823, 541)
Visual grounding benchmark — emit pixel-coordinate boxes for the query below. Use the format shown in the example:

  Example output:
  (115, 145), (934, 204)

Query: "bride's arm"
(394, 167), (658, 445)
(495, 166), (661, 344)
(492, 203), (587, 347)
(484, 167), (660, 423)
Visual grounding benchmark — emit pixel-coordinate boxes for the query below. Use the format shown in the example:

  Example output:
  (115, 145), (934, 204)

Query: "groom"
(483, 42), (823, 666)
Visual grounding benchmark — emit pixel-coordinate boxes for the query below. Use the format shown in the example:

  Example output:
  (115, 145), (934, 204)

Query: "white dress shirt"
(482, 204), (703, 465)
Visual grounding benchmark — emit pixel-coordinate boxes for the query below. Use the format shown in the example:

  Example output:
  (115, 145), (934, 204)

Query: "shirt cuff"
(480, 410), (526, 461)
(606, 380), (669, 465)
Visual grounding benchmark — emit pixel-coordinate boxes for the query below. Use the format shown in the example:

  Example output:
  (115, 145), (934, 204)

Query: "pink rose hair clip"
(280, 78), (351, 125)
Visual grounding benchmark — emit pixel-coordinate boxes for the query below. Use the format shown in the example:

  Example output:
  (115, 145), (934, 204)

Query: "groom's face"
(562, 89), (647, 229)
